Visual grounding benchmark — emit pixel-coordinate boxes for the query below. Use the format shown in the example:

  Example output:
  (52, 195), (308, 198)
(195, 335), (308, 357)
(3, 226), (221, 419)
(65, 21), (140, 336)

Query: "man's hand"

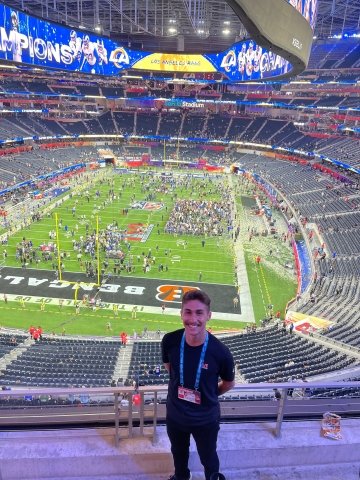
(218, 379), (235, 396)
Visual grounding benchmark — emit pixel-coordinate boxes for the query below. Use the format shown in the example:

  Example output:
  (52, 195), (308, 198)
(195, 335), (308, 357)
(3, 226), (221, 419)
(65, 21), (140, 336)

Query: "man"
(162, 289), (235, 480)
(10, 11), (22, 63)
(69, 30), (82, 70)
(95, 39), (108, 75)
(252, 43), (262, 80)
(232, 296), (239, 309)
(80, 35), (97, 74)
(245, 41), (255, 78)
(237, 42), (247, 80)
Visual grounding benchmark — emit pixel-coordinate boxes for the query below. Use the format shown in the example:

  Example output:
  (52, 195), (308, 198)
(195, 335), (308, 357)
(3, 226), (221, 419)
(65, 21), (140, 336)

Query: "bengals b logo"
(156, 285), (199, 303)
(127, 223), (143, 234)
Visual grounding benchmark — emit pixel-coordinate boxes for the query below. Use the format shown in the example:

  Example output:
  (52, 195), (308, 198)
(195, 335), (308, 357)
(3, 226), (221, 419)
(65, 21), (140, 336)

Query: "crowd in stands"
(1, 109), (355, 166)
(0, 332), (119, 388)
(222, 326), (357, 383)
(235, 153), (359, 348)
(0, 146), (98, 194)
(1, 322), (358, 395)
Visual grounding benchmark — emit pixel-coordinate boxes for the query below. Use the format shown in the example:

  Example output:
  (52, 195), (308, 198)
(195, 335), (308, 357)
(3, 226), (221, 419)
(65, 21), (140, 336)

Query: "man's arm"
(163, 362), (170, 373)
(218, 379), (235, 396)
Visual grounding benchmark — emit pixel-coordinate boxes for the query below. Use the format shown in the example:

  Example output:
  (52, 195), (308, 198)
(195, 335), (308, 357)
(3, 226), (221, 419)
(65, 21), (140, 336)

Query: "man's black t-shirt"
(161, 328), (235, 427)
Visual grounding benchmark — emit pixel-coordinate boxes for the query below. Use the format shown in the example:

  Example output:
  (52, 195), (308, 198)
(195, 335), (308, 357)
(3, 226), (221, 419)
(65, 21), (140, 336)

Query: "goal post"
(54, 212), (101, 287)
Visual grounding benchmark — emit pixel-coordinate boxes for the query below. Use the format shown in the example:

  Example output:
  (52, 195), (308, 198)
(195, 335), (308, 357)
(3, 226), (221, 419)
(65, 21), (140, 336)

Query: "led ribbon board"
(0, 0), (314, 80)
(227, 0), (315, 75)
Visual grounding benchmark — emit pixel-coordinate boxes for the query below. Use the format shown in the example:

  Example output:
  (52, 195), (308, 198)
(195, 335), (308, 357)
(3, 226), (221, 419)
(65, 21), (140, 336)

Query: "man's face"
(181, 299), (211, 340)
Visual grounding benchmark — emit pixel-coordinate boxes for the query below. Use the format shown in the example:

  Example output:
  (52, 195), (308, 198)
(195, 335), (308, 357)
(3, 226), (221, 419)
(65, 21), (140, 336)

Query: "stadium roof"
(7, 0), (360, 52)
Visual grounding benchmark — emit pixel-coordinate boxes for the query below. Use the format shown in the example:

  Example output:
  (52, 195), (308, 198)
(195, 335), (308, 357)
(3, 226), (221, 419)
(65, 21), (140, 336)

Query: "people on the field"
(165, 199), (231, 236)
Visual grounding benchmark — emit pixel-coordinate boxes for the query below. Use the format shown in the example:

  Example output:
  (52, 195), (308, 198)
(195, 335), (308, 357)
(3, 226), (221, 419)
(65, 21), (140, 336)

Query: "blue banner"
(206, 40), (291, 81)
(0, 3), (292, 81)
(295, 240), (312, 293)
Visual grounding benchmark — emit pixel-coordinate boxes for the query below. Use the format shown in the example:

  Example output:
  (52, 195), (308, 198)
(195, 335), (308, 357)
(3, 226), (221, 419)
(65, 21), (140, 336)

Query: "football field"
(0, 167), (297, 336)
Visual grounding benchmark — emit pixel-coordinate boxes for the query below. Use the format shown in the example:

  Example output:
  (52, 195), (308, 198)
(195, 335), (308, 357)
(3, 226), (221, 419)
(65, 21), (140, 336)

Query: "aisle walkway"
(227, 175), (255, 324)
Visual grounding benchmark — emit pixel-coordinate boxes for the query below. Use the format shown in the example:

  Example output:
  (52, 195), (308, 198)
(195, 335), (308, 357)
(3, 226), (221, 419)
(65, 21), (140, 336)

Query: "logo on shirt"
(202, 363), (208, 370)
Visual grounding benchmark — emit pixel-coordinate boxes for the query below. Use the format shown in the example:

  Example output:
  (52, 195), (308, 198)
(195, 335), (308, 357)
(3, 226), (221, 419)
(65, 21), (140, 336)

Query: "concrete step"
(0, 420), (359, 479)
(34, 463), (360, 480)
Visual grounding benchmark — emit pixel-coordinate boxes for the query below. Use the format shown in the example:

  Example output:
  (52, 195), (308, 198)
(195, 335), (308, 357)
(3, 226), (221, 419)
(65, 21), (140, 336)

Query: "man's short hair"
(182, 289), (211, 310)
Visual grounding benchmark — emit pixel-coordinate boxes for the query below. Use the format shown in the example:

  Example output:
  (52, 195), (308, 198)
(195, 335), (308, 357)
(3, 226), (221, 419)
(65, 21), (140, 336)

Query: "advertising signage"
(0, 3), (292, 81)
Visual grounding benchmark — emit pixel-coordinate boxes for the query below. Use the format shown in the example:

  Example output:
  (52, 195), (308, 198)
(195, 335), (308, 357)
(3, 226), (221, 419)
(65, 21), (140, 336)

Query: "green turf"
(0, 167), (298, 334)
(244, 251), (296, 321)
(4, 171), (235, 285)
(0, 301), (245, 336)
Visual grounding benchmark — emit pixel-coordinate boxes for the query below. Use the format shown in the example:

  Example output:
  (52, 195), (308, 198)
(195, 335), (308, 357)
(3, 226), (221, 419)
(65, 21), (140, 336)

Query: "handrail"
(0, 382), (359, 441)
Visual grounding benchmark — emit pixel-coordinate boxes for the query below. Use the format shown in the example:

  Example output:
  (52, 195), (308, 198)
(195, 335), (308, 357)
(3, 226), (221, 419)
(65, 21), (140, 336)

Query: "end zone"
(0, 267), (252, 322)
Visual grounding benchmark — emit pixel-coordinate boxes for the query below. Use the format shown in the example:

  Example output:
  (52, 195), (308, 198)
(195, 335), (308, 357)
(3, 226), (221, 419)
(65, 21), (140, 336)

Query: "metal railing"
(0, 382), (359, 445)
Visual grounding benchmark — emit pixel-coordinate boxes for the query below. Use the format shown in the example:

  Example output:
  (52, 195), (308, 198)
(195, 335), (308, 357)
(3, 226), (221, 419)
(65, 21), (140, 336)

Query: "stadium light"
(222, 29), (231, 35)
(168, 27), (177, 34)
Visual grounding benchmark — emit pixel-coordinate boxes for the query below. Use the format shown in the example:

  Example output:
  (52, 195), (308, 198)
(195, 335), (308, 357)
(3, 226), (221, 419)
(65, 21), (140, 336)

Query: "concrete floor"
(0, 419), (359, 479)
